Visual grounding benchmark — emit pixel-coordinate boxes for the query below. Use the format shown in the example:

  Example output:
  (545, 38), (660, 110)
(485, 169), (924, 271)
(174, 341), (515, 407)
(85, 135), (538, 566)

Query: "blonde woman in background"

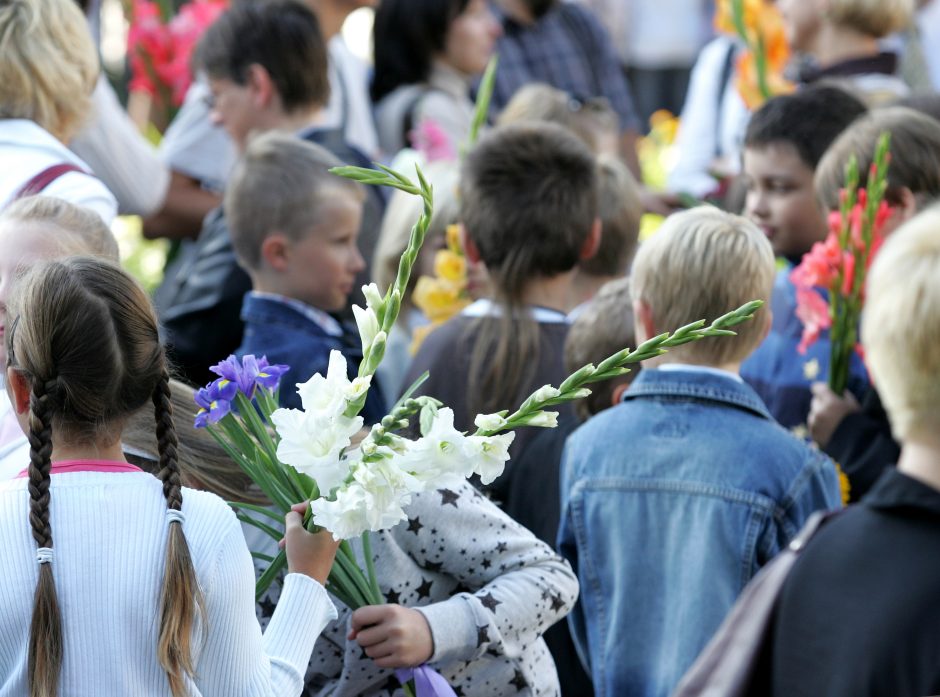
(0, 0), (116, 221)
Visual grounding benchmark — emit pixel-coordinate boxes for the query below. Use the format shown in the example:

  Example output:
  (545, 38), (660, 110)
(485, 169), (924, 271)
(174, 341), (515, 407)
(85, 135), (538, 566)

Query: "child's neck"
(645, 356), (742, 375)
(897, 437), (940, 493)
(520, 270), (578, 314)
(811, 26), (881, 68)
(570, 271), (618, 310)
(50, 440), (127, 464)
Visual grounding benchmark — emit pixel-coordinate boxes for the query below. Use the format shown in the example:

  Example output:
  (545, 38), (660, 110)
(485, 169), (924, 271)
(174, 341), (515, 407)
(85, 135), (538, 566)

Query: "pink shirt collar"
(16, 459), (143, 478)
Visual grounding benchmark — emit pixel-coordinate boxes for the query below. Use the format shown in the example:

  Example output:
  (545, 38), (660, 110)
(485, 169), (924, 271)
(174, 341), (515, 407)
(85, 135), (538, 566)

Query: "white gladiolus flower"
(521, 410), (559, 428)
(352, 304), (380, 352)
(398, 407), (472, 484)
(310, 486), (373, 541)
(465, 432), (515, 485)
(474, 412), (506, 432)
(310, 464), (414, 540)
(532, 385), (561, 403)
(362, 282), (385, 312)
(353, 460), (421, 522)
(295, 351), (363, 417)
(271, 408), (362, 494)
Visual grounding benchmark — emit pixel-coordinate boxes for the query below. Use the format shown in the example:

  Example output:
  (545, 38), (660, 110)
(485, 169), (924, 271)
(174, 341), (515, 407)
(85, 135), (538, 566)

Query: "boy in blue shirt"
(738, 85), (868, 430)
(224, 132), (385, 423)
(558, 207), (842, 697)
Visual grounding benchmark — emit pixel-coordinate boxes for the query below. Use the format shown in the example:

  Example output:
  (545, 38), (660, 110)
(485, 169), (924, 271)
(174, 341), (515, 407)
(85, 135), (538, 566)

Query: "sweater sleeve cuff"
(262, 573), (337, 669)
(415, 595), (479, 664)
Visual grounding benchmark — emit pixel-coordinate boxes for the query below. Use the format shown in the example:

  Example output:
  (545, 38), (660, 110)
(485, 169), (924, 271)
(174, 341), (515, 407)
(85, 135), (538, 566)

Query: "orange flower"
(715, 0), (794, 108)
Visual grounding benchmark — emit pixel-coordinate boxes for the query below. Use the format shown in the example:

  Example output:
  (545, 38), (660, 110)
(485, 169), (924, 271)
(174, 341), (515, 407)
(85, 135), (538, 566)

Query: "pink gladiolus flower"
(841, 251), (855, 296)
(128, 0), (228, 108)
(795, 286), (831, 354)
(873, 200), (892, 236)
(790, 233), (841, 289)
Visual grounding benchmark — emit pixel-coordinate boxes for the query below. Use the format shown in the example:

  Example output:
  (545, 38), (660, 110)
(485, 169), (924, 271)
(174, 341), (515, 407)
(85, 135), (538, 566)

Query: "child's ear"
(632, 298), (655, 344)
(610, 380), (631, 406)
(459, 223), (483, 264)
(880, 187), (919, 237)
(579, 217), (602, 261)
(260, 233), (291, 272)
(5, 367), (31, 415)
(246, 63), (275, 108)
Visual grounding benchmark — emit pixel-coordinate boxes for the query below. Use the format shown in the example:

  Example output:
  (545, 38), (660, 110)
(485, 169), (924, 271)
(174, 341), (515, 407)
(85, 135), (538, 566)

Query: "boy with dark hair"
(157, 0), (384, 388)
(739, 85), (869, 430)
(403, 121), (601, 496)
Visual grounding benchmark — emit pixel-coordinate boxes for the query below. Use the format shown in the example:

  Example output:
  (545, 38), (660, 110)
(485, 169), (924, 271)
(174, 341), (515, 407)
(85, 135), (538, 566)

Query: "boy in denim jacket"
(224, 132), (385, 423)
(558, 207), (842, 697)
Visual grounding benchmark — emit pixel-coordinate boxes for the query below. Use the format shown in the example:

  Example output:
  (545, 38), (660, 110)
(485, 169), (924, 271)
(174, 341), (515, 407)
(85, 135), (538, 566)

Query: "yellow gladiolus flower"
(446, 223), (462, 254)
(434, 249), (467, 283)
(413, 276), (470, 322)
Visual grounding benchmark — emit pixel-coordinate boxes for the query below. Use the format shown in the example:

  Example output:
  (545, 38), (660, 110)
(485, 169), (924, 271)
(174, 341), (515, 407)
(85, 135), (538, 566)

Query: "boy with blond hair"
(764, 204), (940, 696)
(224, 132), (385, 423)
(558, 207), (842, 697)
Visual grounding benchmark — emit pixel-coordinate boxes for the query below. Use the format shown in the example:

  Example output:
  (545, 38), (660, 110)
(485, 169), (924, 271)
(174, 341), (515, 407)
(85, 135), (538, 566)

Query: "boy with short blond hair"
(224, 131), (385, 422)
(559, 207), (842, 697)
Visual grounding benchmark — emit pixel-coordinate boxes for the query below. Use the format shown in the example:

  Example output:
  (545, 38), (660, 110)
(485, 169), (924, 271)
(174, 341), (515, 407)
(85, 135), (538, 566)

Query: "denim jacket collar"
(623, 366), (772, 421)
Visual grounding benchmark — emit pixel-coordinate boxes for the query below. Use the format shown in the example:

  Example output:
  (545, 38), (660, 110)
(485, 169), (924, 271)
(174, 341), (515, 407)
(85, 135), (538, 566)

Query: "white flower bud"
(362, 283), (385, 312)
(532, 385), (561, 403)
(474, 412), (507, 432)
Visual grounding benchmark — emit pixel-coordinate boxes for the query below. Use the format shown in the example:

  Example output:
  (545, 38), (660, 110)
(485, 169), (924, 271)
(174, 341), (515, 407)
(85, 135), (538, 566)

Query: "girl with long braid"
(0, 257), (339, 696)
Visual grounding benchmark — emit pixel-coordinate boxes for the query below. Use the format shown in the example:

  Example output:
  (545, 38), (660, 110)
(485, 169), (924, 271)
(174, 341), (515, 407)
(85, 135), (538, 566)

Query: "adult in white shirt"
(0, 253), (339, 696)
(0, 0), (116, 223)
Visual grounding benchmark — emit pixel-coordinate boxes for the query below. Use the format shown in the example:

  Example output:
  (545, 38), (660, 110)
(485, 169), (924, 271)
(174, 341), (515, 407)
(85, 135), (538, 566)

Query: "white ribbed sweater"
(0, 471), (336, 696)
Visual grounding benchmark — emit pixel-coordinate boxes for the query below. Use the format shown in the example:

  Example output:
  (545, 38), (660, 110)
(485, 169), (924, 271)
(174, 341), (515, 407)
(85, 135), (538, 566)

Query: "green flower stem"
(256, 550), (287, 601)
(474, 300), (764, 437)
(827, 130), (891, 395)
(361, 532), (384, 605)
(331, 164), (434, 420)
(462, 54), (498, 156)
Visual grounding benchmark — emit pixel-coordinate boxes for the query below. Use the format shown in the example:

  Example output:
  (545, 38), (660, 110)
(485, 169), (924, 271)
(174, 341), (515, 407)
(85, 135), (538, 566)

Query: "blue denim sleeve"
(769, 448), (843, 557)
(556, 441), (591, 672)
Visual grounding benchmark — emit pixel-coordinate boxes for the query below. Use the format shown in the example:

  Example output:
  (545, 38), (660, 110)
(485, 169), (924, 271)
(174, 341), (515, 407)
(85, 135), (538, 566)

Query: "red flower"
(790, 233), (841, 289)
(841, 251), (855, 297)
(795, 286), (832, 354)
(128, 0), (228, 109)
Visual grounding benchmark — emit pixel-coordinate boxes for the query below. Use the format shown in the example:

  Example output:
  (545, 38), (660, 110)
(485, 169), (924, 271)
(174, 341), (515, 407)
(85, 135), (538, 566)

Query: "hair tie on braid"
(165, 509), (185, 526)
(36, 548), (54, 565)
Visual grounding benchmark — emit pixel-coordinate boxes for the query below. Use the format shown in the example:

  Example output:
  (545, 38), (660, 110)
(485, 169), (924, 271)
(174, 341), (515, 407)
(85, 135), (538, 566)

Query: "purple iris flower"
(210, 355), (256, 397)
(193, 380), (233, 428)
(245, 355), (290, 392)
(208, 354), (290, 398)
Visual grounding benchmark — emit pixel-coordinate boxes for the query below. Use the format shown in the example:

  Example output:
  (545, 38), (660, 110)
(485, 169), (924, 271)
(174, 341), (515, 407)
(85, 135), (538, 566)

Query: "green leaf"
(256, 549), (288, 599)
(235, 512), (283, 543)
